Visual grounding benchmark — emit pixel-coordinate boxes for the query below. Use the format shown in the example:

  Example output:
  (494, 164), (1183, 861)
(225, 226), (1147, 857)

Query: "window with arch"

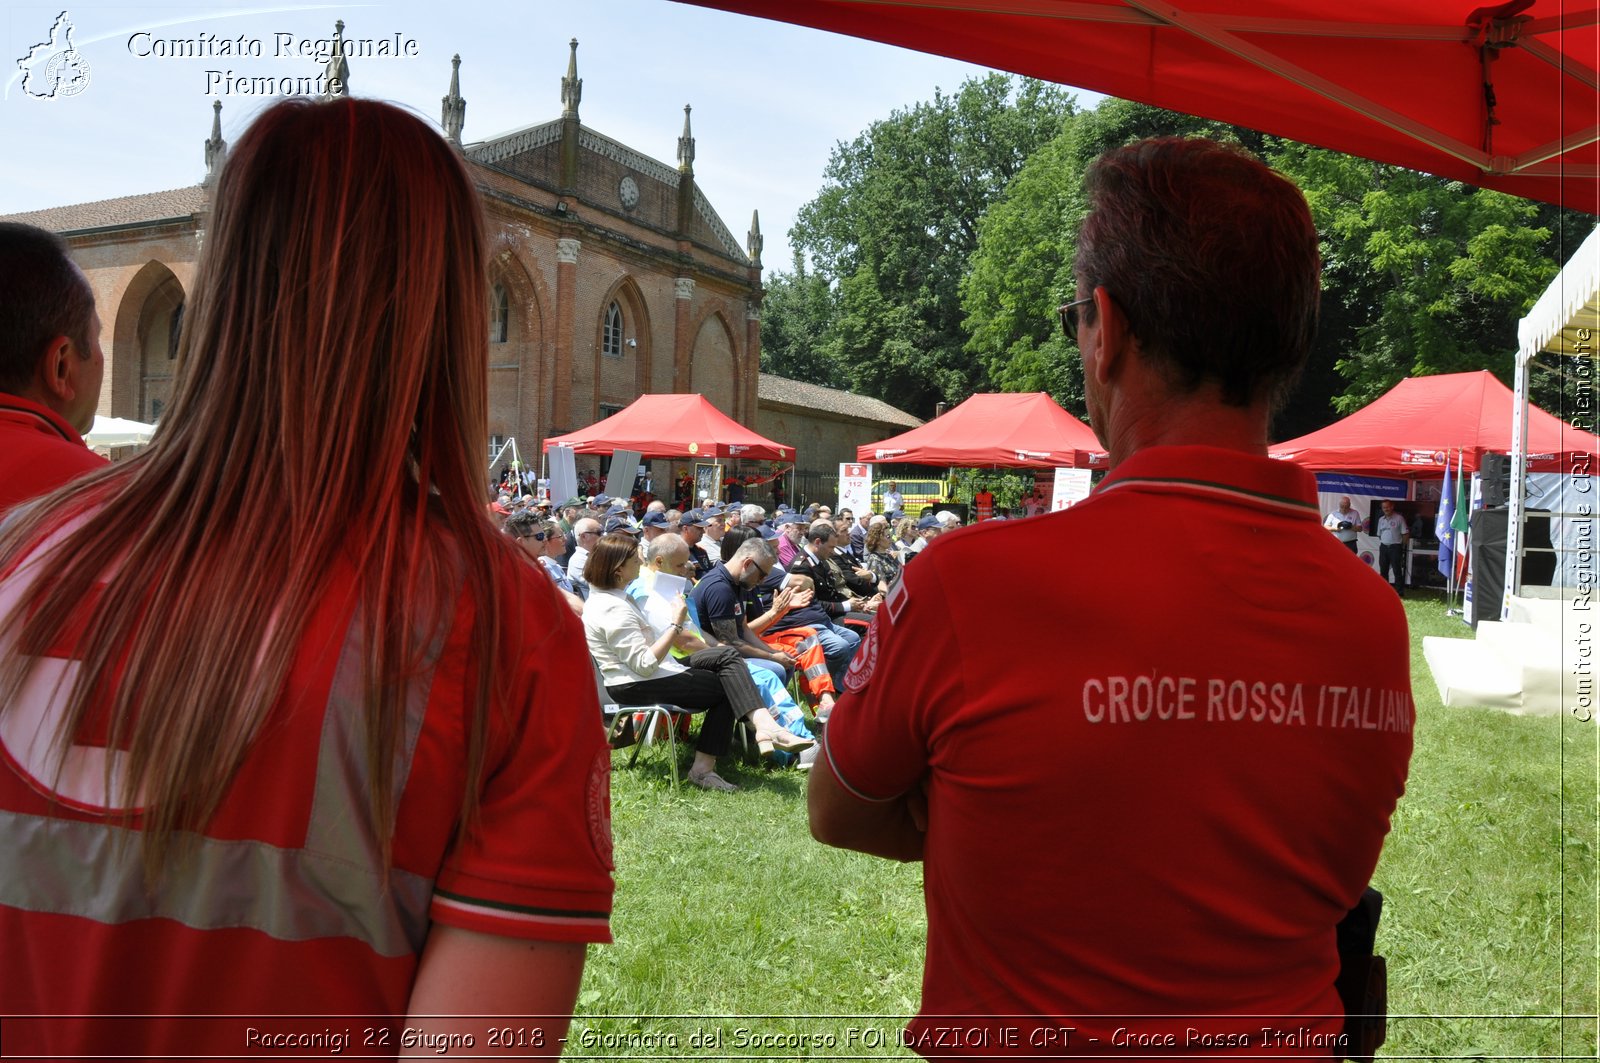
(489, 284), (509, 344)
(602, 301), (624, 358)
(167, 303), (184, 360)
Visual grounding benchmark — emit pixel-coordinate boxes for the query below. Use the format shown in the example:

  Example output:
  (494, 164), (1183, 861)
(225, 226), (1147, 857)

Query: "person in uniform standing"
(1323, 495), (1363, 553)
(1375, 498), (1410, 595)
(808, 137), (1413, 1057)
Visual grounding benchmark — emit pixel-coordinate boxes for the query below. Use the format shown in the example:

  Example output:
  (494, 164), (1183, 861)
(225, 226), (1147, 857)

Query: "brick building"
(757, 373), (922, 474)
(2, 38), (769, 489)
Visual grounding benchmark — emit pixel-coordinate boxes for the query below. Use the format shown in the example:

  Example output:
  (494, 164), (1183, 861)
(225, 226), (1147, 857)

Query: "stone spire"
(203, 99), (227, 184)
(441, 54), (466, 144)
(323, 19), (349, 97)
(677, 104), (695, 175)
(746, 209), (763, 266)
(560, 39), (581, 119)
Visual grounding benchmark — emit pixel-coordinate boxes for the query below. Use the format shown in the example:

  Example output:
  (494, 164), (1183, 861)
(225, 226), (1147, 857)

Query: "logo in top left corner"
(16, 10), (91, 100)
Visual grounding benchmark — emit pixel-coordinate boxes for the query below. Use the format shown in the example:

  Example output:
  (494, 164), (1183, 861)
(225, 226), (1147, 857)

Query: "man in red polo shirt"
(0, 223), (107, 513)
(810, 138), (1413, 1058)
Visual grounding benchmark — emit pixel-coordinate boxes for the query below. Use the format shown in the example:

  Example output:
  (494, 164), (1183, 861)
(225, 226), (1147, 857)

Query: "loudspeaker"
(1479, 451), (1510, 508)
(1521, 512), (1556, 587)
(1467, 510), (1557, 625)
(1469, 509), (1507, 628)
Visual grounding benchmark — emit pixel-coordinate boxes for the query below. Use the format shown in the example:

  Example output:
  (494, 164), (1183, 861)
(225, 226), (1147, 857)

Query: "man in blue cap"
(639, 510), (672, 545)
(682, 510), (716, 579)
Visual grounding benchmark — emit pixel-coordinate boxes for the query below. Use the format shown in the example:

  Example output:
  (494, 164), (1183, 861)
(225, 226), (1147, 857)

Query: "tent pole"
(1443, 448), (1459, 616)
(1504, 351), (1533, 619)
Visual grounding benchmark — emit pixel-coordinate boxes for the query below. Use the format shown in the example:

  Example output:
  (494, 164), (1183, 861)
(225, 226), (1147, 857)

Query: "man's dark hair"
(1074, 137), (1321, 409)
(0, 223), (95, 393)
(503, 510), (542, 539)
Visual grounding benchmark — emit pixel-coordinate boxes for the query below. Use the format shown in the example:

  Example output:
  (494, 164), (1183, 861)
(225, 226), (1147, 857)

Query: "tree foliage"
(769, 85), (1587, 436)
(961, 98), (1586, 435)
(758, 266), (841, 387)
(961, 100), (1254, 417)
(1276, 141), (1573, 415)
(764, 74), (1075, 418)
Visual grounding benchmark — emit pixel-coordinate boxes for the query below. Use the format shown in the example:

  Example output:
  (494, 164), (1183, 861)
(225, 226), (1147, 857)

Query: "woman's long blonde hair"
(0, 98), (510, 878)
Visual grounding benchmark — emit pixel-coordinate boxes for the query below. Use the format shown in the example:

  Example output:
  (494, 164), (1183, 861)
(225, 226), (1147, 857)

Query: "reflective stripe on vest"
(0, 598), (448, 958)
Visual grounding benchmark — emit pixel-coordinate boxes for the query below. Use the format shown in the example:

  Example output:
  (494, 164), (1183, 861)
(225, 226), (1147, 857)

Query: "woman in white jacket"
(583, 533), (808, 792)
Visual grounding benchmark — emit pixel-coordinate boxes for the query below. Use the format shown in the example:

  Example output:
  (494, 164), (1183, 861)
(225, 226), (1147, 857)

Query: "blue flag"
(1437, 451), (1455, 577)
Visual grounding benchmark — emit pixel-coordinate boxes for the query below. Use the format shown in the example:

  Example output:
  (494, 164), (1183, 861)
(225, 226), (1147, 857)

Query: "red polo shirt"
(0, 532), (613, 1058)
(0, 393), (106, 513)
(827, 445), (1414, 1057)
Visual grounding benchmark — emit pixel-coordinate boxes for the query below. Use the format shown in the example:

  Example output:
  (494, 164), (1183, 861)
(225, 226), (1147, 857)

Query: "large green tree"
(758, 266), (842, 387)
(767, 73), (1075, 418)
(960, 97), (1585, 435)
(961, 100), (1256, 417)
(1277, 140), (1583, 416)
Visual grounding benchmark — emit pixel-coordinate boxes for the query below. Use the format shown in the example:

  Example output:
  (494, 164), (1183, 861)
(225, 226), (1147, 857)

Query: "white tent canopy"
(1519, 226), (1600, 360)
(85, 415), (156, 450)
(1506, 225), (1600, 614)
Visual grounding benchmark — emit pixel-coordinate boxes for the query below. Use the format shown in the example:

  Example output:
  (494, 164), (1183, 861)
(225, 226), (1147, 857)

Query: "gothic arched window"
(489, 284), (509, 344)
(602, 301), (623, 358)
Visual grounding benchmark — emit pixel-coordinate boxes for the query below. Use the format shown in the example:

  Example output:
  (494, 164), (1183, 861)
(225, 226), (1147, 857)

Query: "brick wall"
(756, 405), (909, 477)
(50, 119), (764, 487)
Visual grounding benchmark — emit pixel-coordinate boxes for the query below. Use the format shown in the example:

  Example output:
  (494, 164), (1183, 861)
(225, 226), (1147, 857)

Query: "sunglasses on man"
(1058, 296), (1093, 344)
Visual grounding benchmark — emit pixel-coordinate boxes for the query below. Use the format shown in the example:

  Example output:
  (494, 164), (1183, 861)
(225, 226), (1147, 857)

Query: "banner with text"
(1052, 468), (1093, 511)
(839, 463), (874, 516)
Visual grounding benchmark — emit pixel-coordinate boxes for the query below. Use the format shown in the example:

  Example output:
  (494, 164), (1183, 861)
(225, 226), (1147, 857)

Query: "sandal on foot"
(687, 770), (739, 793)
(754, 728), (814, 755)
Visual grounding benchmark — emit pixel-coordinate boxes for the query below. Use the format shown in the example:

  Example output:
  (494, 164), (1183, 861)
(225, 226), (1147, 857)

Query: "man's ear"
(36, 335), (77, 403)
(1087, 286), (1130, 386)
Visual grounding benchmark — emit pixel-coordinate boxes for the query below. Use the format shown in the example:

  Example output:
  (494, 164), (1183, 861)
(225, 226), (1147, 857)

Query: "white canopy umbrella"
(85, 415), (156, 449)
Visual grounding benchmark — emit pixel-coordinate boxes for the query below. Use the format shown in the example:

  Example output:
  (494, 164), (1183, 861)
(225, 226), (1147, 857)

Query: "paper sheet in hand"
(641, 572), (689, 633)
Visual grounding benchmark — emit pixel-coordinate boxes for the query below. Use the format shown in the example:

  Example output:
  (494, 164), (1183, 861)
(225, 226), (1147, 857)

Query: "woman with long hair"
(0, 98), (612, 1057)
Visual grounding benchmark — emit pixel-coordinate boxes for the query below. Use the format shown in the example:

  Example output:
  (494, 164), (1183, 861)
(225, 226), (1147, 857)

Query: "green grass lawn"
(573, 591), (1597, 1059)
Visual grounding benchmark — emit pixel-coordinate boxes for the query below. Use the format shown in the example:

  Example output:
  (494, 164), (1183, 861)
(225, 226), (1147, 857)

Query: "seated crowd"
(486, 490), (963, 792)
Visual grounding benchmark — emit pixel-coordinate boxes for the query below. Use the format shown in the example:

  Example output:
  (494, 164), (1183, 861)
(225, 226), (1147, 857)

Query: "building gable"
(465, 121), (748, 266)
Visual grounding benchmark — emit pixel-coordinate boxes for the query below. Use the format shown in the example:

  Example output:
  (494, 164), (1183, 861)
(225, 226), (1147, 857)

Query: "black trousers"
(1378, 542), (1406, 595)
(607, 647), (762, 757)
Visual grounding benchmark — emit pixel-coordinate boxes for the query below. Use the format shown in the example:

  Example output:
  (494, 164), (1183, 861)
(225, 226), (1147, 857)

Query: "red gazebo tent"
(543, 393), (792, 460)
(676, 0), (1597, 214)
(858, 392), (1103, 467)
(1270, 370), (1600, 476)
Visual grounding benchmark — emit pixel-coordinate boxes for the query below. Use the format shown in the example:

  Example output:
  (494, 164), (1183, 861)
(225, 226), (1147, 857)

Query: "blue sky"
(1, 0), (1091, 272)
